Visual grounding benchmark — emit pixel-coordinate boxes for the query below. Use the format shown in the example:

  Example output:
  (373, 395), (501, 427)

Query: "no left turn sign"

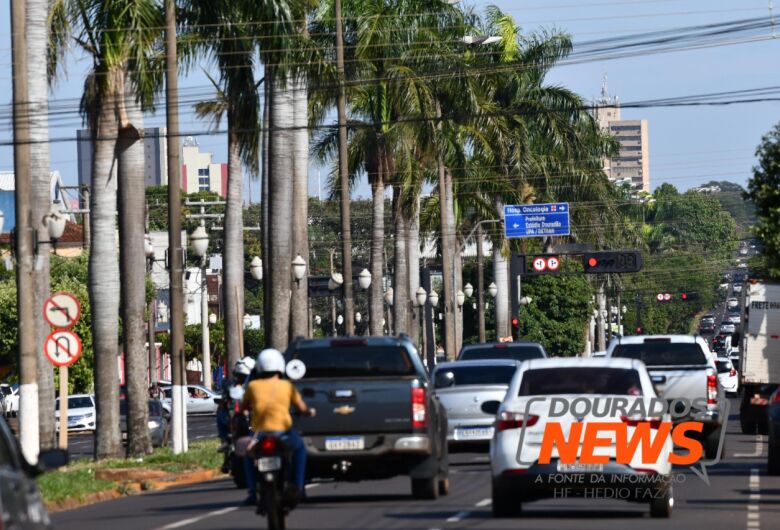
(43, 292), (81, 329)
(44, 330), (83, 367)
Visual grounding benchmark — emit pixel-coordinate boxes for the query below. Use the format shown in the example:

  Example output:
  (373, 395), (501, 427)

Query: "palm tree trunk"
(268, 78), (294, 349)
(493, 240), (510, 340)
(476, 225), (486, 342)
(261, 74), (271, 340)
(27, 0), (54, 450)
(455, 247), (463, 352)
(407, 195), (421, 345)
(290, 75), (309, 339)
(438, 161), (458, 359)
(392, 190), (409, 335)
(90, 82), (122, 459)
(117, 82), (151, 456)
(368, 170), (385, 336)
(224, 120), (244, 367)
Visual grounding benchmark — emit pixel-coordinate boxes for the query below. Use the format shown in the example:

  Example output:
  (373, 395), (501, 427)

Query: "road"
(52, 402), (778, 530)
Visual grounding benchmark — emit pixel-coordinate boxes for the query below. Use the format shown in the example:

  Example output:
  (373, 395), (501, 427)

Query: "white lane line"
(445, 511), (470, 523)
(735, 436), (764, 458)
(746, 468), (760, 530)
(475, 498), (491, 507)
(155, 506), (238, 530)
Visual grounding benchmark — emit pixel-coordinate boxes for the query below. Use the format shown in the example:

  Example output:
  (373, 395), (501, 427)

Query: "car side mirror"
(34, 449), (69, 475)
(434, 371), (455, 389)
(481, 400), (501, 415)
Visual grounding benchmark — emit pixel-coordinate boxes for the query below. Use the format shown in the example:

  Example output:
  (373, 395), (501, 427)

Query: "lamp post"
(415, 286), (427, 350)
(463, 283), (474, 299)
(249, 256), (262, 334)
(519, 296), (532, 338)
(328, 272), (343, 336)
(488, 282), (498, 339)
(357, 269), (371, 336)
(190, 223), (211, 389)
(384, 287), (394, 335)
(145, 234), (157, 386)
(42, 202), (68, 255)
(0, 209), (4, 234)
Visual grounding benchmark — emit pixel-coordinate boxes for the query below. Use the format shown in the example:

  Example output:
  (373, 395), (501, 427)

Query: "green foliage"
(244, 329), (265, 357)
(746, 122), (780, 279)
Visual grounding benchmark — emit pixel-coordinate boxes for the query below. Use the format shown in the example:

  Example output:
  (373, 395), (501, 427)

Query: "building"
(77, 127), (168, 191)
(0, 170), (67, 233)
(591, 77), (651, 192)
(181, 136), (228, 196)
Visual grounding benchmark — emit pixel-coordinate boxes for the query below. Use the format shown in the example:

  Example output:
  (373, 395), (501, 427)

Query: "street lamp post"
(328, 272), (343, 337)
(519, 296), (532, 338)
(384, 287), (394, 335)
(190, 223), (211, 389)
(145, 235), (157, 386)
(415, 286), (427, 352)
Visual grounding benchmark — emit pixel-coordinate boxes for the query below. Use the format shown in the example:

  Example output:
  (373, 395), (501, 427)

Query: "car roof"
(289, 335), (416, 349)
(611, 334), (698, 344)
(460, 341), (543, 349)
(521, 357), (640, 370)
(435, 359), (522, 370)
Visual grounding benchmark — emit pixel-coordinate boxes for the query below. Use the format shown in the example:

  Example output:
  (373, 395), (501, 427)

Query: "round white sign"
(286, 359), (307, 381)
(533, 257), (547, 272)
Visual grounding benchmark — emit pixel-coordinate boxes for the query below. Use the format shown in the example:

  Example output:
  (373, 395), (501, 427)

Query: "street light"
(463, 283), (474, 299)
(208, 313), (217, 325)
(144, 234), (154, 259)
(314, 315), (322, 326)
(355, 312), (362, 323)
(428, 290), (439, 308)
(416, 287), (427, 307)
(358, 269), (372, 290)
(328, 272), (344, 291)
(519, 296), (533, 306)
(43, 202), (68, 241)
(337, 314), (344, 325)
(488, 282), (498, 299)
(243, 314), (252, 329)
(292, 254), (307, 284)
(384, 287), (394, 306)
(456, 290), (465, 308)
(250, 256), (262, 281)
(189, 223), (211, 388)
(0, 209), (4, 234)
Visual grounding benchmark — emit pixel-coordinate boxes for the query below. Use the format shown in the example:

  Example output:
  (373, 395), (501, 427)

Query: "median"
(37, 439), (225, 512)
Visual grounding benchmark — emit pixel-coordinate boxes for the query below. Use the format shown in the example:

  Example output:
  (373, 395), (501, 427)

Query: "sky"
(1, 0), (779, 201)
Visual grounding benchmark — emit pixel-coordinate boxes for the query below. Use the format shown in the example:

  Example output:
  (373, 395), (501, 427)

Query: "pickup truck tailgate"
(295, 378), (415, 435)
(645, 365), (707, 404)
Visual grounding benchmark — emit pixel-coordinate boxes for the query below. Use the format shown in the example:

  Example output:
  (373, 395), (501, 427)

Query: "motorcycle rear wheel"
(264, 484), (286, 530)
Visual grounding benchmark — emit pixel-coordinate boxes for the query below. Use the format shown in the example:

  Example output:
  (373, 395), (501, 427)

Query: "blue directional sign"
(503, 203), (570, 239)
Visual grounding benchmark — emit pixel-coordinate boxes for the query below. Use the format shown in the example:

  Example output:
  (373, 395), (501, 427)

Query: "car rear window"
(459, 345), (545, 362)
(611, 342), (707, 366)
(714, 359), (733, 374)
(518, 368), (643, 396)
(434, 365), (517, 388)
(289, 346), (416, 378)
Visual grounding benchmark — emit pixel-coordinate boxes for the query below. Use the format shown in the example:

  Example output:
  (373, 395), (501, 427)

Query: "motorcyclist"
(217, 357), (255, 453)
(241, 348), (315, 505)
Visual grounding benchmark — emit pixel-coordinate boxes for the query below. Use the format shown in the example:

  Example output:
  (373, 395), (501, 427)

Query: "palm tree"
(51, 0), (163, 458)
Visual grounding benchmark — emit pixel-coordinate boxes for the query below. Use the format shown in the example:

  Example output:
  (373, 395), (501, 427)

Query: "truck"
(284, 335), (450, 500)
(739, 281), (780, 434)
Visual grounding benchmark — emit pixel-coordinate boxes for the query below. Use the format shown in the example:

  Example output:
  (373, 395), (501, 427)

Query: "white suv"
(489, 357), (673, 518)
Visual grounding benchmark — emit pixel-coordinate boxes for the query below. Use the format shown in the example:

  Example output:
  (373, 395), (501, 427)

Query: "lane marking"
(445, 511), (470, 523)
(155, 506), (238, 530)
(735, 436), (764, 458)
(475, 498), (491, 507)
(746, 468), (760, 530)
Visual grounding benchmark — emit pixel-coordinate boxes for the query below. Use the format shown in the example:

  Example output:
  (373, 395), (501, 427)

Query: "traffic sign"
(44, 330), (83, 367)
(546, 256), (560, 272)
(532, 257), (547, 272)
(504, 203), (570, 239)
(43, 292), (81, 329)
(664, 293), (672, 301)
(656, 293), (664, 301)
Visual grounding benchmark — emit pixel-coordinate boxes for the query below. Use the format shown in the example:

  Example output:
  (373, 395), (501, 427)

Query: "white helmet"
(256, 348), (285, 374)
(233, 356), (256, 376)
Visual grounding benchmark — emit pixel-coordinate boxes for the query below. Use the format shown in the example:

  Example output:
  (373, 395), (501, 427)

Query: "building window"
(198, 168), (210, 177)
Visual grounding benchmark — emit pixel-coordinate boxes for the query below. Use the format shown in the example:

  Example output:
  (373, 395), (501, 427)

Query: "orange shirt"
(242, 378), (300, 432)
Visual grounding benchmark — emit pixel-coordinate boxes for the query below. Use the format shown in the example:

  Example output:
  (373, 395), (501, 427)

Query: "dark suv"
(457, 341), (547, 362)
(0, 415), (68, 528)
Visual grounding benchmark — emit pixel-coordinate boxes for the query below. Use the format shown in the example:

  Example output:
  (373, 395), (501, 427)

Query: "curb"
(46, 468), (226, 513)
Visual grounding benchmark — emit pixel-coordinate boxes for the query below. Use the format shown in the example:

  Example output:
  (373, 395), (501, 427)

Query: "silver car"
(432, 360), (521, 449)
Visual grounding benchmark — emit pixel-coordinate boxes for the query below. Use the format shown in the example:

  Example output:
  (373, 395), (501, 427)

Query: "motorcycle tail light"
(260, 436), (280, 454)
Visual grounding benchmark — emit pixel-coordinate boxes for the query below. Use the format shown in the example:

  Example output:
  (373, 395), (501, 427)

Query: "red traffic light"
(588, 257), (598, 268)
(681, 293), (688, 300)
(635, 327), (643, 334)
(511, 317), (519, 327)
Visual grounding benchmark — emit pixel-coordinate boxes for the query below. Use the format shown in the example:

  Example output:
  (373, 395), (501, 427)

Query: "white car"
(489, 357), (673, 518)
(726, 298), (739, 309)
(159, 384), (220, 415)
(55, 394), (96, 431)
(733, 284), (743, 294)
(1, 384), (19, 417)
(719, 321), (737, 334)
(715, 357), (738, 395)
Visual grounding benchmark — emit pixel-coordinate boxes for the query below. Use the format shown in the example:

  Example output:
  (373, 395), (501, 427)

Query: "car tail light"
(730, 368), (737, 377)
(621, 416), (663, 429)
(411, 387), (427, 429)
(496, 411), (539, 431)
(707, 373), (718, 405)
(633, 468), (658, 474)
(260, 436), (280, 455)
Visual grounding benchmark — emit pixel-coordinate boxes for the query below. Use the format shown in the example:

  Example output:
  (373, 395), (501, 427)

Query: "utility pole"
(635, 293), (643, 333)
(165, 0), (187, 453)
(11, 0), (39, 464)
(596, 282), (607, 351)
(476, 226), (486, 342)
(334, 0), (355, 336)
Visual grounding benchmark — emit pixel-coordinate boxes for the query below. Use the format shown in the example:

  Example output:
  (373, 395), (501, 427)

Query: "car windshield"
(289, 345), (416, 378)
(0, 386), (10, 396)
(459, 345), (545, 362)
(611, 341), (707, 366)
(715, 359), (733, 374)
(57, 396), (92, 409)
(434, 365), (517, 388)
(518, 368), (643, 396)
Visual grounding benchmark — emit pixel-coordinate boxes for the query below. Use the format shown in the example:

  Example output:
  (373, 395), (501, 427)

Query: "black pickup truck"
(284, 335), (449, 499)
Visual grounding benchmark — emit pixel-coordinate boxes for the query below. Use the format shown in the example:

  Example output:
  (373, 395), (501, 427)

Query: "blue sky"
(1, 0), (779, 200)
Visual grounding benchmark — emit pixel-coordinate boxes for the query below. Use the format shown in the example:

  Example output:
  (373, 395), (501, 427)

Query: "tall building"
(591, 77), (651, 192)
(181, 136), (227, 196)
(76, 127), (168, 190)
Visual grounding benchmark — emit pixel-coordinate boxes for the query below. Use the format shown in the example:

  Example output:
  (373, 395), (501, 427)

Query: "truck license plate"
(325, 436), (365, 451)
(557, 462), (603, 473)
(257, 457), (281, 471)
(455, 427), (494, 440)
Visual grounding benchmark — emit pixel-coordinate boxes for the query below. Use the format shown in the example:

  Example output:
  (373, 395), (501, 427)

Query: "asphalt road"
(52, 401), (777, 530)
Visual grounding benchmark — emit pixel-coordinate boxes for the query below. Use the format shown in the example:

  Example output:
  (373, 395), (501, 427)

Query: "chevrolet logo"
(333, 405), (355, 415)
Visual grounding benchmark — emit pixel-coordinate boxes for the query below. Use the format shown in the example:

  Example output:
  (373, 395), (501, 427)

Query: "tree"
(746, 122), (780, 278)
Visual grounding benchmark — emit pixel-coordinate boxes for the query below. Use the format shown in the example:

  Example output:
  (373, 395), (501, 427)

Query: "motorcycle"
(250, 433), (298, 530)
(216, 387), (252, 489)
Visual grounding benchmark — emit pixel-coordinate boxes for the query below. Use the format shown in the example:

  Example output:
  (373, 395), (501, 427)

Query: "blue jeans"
(245, 430), (307, 497)
(216, 408), (230, 442)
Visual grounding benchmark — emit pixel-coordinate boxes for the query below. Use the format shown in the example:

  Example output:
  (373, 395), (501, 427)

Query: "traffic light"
(635, 326), (644, 334)
(511, 316), (520, 328)
(680, 292), (698, 301)
(582, 251), (642, 273)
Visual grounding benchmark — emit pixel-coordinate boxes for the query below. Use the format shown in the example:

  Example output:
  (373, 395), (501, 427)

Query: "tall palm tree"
(51, 0), (163, 458)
